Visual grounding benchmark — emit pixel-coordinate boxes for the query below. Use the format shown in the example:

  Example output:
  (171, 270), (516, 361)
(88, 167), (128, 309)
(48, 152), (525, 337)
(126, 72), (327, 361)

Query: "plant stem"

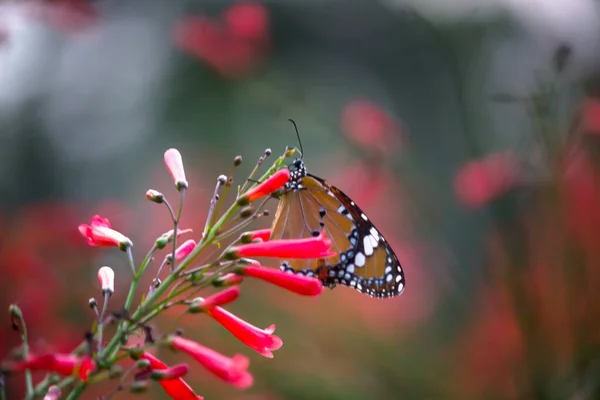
(97, 291), (110, 356)
(15, 310), (34, 395)
(64, 383), (86, 400)
(126, 246), (136, 276)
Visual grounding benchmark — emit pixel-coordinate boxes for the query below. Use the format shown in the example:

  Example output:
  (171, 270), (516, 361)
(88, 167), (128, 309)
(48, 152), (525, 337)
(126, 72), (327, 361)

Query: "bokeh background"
(2, 0), (600, 399)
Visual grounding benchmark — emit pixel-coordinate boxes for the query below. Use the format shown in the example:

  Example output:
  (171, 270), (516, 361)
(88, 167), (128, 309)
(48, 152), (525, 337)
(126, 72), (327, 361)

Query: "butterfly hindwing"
(270, 160), (405, 299)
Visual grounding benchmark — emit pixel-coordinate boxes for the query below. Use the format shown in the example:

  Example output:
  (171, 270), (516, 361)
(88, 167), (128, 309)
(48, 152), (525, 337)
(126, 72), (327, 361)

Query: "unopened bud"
(152, 278), (161, 289)
(130, 380), (150, 394)
(217, 174), (228, 185)
(128, 347), (144, 360)
(239, 206), (255, 219)
(135, 359), (151, 370)
(108, 365), (124, 379)
(98, 266), (115, 296)
(233, 156), (243, 166)
(145, 189), (164, 204)
(43, 385), (61, 400)
(88, 298), (97, 309)
(265, 148), (272, 156)
(155, 228), (193, 249)
(263, 210), (270, 216)
(9, 304), (22, 331)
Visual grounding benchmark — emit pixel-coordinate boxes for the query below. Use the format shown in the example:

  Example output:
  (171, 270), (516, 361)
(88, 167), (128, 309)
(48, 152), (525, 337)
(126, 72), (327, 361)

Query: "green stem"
(126, 246), (135, 276)
(64, 383), (86, 400)
(97, 291), (110, 356)
(163, 197), (179, 274)
(15, 309), (34, 395)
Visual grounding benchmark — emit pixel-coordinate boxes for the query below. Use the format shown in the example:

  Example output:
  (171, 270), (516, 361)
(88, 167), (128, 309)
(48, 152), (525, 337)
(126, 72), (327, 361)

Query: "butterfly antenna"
(288, 118), (304, 158)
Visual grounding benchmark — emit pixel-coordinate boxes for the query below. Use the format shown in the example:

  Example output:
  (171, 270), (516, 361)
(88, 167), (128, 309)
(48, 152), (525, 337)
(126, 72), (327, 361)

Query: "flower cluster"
(1, 147), (330, 399)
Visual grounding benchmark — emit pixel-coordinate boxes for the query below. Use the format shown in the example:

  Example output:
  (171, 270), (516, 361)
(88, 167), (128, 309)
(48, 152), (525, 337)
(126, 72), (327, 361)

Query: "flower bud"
(233, 156), (243, 166)
(98, 266), (115, 296)
(145, 189), (164, 204)
(43, 386), (61, 400)
(130, 380), (150, 393)
(239, 206), (255, 219)
(164, 148), (188, 191)
(128, 347), (145, 360)
(135, 358), (151, 369)
(155, 228), (193, 249)
(88, 298), (97, 310)
(108, 365), (124, 379)
(264, 148), (272, 156)
(212, 273), (244, 287)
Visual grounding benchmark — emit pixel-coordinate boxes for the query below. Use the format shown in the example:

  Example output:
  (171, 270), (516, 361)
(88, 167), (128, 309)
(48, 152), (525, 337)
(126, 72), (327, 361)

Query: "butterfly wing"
(270, 171), (405, 299)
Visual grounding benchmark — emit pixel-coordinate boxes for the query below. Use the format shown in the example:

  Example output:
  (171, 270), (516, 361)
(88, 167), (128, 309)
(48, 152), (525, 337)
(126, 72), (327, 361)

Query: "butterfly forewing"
(270, 160), (405, 299)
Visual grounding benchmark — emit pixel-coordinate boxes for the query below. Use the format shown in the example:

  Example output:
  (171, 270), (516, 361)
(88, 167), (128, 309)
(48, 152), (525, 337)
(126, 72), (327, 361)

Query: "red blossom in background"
(173, 2), (270, 79)
(141, 352), (203, 400)
(4, 353), (95, 381)
(581, 97), (600, 135)
(169, 336), (253, 389)
(229, 230), (335, 259)
(78, 215), (131, 249)
(207, 307), (283, 358)
(453, 151), (519, 209)
(237, 263), (323, 296)
(341, 99), (403, 157)
(243, 169), (290, 203)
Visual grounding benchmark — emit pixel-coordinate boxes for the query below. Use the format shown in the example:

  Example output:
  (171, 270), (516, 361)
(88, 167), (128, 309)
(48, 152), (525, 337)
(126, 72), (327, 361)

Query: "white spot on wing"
(355, 252), (366, 267)
(361, 213), (368, 221)
(369, 234), (378, 248)
(363, 237), (373, 256)
(346, 264), (355, 273)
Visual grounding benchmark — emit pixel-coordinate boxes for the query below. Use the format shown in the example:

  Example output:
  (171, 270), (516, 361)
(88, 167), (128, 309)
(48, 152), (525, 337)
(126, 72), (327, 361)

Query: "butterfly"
(270, 142), (405, 299)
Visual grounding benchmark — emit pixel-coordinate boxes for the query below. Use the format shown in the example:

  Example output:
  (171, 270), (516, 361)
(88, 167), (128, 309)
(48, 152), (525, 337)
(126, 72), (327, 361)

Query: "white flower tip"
(98, 266), (115, 295)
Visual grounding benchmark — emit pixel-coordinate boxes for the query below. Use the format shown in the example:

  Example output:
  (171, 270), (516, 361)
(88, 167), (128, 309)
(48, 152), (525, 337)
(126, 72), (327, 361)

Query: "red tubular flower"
(228, 229), (335, 259)
(237, 263), (323, 296)
(213, 272), (244, 287)
(207, 306), (282, 358)
(198, 287), (240, 311)
(170, 239), (197, 264)
(141, 352), (203, 400)
(78, 215), (131, 250)
(5, 353), (95, 380)
(242, 228), (271, 242)
(242, 169), (290, 202)
(164, 148), (188, 190)
(169, 336), (253, 389)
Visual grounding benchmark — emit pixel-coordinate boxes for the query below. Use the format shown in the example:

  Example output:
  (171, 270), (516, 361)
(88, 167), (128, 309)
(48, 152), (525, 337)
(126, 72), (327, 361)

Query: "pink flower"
(207, 306), (282, 358)
(581, 98), (600, 135)
(227, 229), (335, 259)
(43, 386), (61, 400)
(195, 287), (240, 311)
(97, 266), (115, 295)
(141, 352), (203, 400)
(164, 148), (188, 190)
(78, 215), (131, 250)
(237, 263), (323, 296)
(242, 169), (290, 203)
(223, 2), (270, 42)
(5, 353), (95, 381)
(169, 239), (197, 264)
(341, 99), (402, 156)
(169, 336), (253, 389)
(453, 151), (519, 209)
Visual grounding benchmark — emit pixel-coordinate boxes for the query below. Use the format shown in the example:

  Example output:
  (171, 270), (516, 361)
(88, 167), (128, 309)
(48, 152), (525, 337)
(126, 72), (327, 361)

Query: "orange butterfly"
(270, 122), (405, 299)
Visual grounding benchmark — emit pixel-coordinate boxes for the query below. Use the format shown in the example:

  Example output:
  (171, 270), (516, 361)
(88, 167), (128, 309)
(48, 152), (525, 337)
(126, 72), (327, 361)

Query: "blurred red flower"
(173, 2), (270, 79)
(580, 98), (600, 135)
(340, 99), (403, 157)
(454, 151), (519, 209)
